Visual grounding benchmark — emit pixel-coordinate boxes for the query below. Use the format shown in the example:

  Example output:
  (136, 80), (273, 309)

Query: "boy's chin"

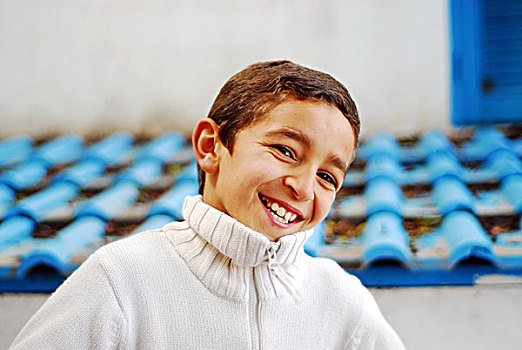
(259, 225), (305, 242)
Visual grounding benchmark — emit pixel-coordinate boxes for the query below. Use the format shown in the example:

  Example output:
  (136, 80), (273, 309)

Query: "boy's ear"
(192, 118), (222, 174)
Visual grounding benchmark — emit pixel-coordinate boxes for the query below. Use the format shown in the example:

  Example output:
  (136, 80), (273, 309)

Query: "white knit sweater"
(11, 195), (405, 350)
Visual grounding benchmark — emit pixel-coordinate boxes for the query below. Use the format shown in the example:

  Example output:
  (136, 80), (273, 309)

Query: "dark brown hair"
(198, 60), (360, 194)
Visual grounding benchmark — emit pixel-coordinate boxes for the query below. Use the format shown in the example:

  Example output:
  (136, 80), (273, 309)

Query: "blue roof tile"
(485, 149), (522, 180)
(0, 136), (33, 167)
(361, 212), (411, 267)
(130, 214), (175, 234)
(432, 177), (475, 215)
(53, 158), (107, 188)
(501, 175), (522, 214)
(148, 179), (198, 219)
(427, 152), (465, 183)
(81, 132), (134, 166)
(0, 126), (521, 290)
(31, 135), (84, 167)
(359, 133), (400, 161)
(15, 216), (106, 278)
(0, 216), (35, 252)
(0, 159), (48, 190)
(115, 159), (163, 187)
(364, 177), (404, 216)
(75, 182), (139, 221)
(5, 182), (78, 222)
(364, 154), (402, 183)
(441, 210), (496, 267)
(135, 132), (185, 163)
(0, 183), (15, 212)
(418, 130), (456, 159)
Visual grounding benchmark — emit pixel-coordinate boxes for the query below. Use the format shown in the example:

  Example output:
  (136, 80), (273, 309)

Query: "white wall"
(3, 283), (522, 350)
(0, 0), (450, 138)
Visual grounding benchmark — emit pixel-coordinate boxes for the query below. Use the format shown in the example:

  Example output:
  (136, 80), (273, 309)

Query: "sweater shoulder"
(301, 255), (373, 314)
(93, 220), (189, 279)
(96, 221), (185, 261)
(302, 255), (365, 291)
(300, 256), (406, 349)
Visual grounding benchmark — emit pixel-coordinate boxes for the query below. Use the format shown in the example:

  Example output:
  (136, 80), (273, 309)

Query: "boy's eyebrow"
(265, 128), (349, 173)
(329, 155), (349, 175)
(265, 128), (312, 148)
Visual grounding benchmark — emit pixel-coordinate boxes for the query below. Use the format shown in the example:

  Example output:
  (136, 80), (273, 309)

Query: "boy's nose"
(284, 171), (315, 201)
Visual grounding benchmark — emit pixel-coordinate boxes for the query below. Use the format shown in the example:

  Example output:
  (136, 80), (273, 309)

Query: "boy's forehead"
(260, 99), (351, 135)
(239, 99), (356, 164)
(253, 98), (345, 128)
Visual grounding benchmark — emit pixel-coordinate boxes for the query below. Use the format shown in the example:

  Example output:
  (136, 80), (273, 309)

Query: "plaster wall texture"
(0, 0), (449, 138)
(2, 283), (522, 350)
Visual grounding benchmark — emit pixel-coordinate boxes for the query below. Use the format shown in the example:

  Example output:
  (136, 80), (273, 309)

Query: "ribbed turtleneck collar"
(164, 195), (314, 301)
(184, 194), (312, 267)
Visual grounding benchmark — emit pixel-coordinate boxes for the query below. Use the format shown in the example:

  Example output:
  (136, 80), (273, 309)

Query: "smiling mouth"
(259, 194), (301, 225)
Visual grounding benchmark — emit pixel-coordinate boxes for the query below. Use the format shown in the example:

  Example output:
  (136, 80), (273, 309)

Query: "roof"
(0, 126), (521, 291)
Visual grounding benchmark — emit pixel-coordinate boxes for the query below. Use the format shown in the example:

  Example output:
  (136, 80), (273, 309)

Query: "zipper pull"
(266, 243), (304, 304)
(266, 242), (279, 269)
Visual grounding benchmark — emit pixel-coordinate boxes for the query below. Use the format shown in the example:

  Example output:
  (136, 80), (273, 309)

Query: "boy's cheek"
(316, 194), (336, 220)
(247, 162), (286, 181)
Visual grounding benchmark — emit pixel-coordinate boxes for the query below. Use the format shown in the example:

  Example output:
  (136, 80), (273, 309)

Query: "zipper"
(257, 299), (264, 350)
(254, 269), (263, 350)
(248, 267), (262, 350)
(266, 242), (304, 304)
(248, 243), (305, 349)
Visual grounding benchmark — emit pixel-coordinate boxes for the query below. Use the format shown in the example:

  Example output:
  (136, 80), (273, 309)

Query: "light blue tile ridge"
(418, 130), (457, 159)
(148, 180), (199, 220)
(129, 214), (175, 235)
(513, 137), (522, 157)
(31, 135), (84, 167)
(135, 131), (185, 163)
(304, 220), (326, 257)
(358, 133), (400, 161)
(474, 128), (513, 161)
(440, 210), (496, 268)
(115, 158), (163, 187)
(81, 132), (134, 166)
(364, 177), (403, 217)
(383, 130), (455, 164)
(147, 161), (199, 219)
(363, 153), (402, 183)
(360, 212), (411, 267)
(0, 136), (33, 167)
(0, 216), (36, 252)
(176, 160), (199, 184)
(0, 159), (48, 190)
(459, 127), (512, 162)
(501, 174), (522, 214)
(16, 216), (106, 278)
(75, 181), (139, 221)
(0, 183), (15, 208)
(484, 148), (522, 181)
(4, 182), (79, 223)
(426, 152), (465, 184)
(432, 176), (475, 215)
(52, 158), (107, 188)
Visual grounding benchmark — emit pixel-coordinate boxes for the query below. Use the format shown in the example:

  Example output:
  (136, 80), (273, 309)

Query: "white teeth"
(261, 195), (299, 224)
(273, 213), (286, 223)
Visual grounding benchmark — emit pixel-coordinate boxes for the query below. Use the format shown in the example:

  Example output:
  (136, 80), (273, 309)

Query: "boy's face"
(203, 99), (356, 241)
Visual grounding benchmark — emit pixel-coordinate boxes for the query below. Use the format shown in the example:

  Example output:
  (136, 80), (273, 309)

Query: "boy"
(11, 60), (405, 349)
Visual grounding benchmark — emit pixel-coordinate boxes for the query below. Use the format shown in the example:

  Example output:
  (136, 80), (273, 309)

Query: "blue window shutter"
(450, 0), (522, 125)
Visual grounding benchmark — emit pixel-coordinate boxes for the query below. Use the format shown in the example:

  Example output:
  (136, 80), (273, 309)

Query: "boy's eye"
(317, 172), (338, 188)
(272, 145), (295, 159)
